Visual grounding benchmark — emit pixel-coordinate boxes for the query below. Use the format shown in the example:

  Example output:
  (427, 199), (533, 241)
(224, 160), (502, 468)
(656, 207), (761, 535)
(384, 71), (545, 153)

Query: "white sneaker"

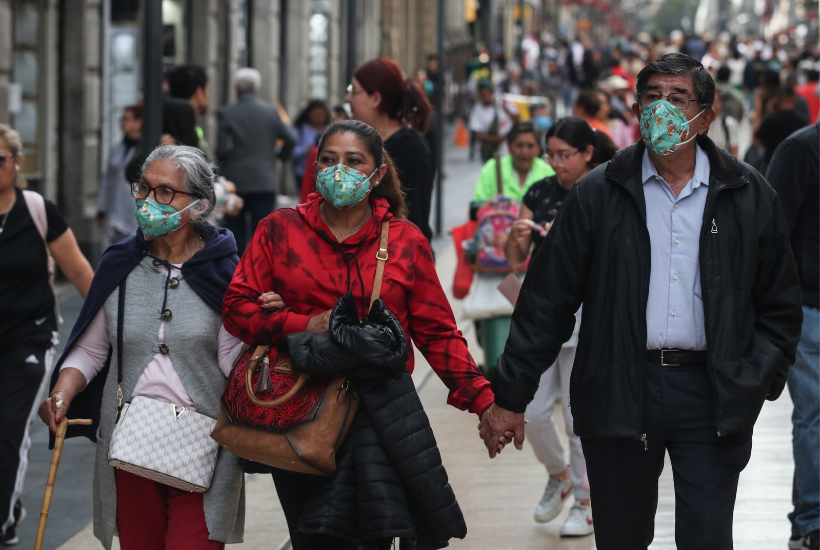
(560, 503), (594, 537)
(534, 477), (574, 523)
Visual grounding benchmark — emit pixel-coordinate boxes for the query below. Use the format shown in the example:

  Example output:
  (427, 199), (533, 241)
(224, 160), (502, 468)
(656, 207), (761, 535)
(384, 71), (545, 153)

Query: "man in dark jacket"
(480, 53), (803, 550)
(217, 68), (295, 254)
(766, 123), (820, 550)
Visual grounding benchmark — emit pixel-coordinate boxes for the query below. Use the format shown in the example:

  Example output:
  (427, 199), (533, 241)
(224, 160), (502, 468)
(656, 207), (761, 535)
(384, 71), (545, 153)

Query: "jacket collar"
(606, 136), (747, 194)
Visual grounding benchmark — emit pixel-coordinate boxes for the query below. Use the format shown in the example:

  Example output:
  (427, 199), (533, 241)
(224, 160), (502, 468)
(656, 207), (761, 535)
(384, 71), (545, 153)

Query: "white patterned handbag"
(106, 279), (218, 493)
(108, 396), (219, 492)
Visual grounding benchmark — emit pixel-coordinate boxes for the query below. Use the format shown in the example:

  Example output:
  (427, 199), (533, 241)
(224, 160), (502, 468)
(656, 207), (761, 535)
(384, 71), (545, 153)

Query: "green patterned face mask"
(640, 100), (704, 156)
(135, 197), (200, 240)
(315, 164), (377, 208)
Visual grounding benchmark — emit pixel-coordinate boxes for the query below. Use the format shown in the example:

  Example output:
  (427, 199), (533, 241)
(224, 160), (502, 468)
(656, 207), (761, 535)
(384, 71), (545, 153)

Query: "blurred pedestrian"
(504, 117), (615, 538)
(40, 145), (245, 550)
(298, 106), (351, 204)
(755, 86), (809, 173)
(332, 104), (350, 121)
(708, 92), (740, 157)
(469, 79), (520, 163)
(97, 103), (142, 246)
(530, 103), (553, 152)
(766, 123), (820, 550)
(222, 120), (493, 550)
(595, 91), (632, 149)
(168, 64), (212, 158)
(481, 53), (802, 550)
(573, 90), (612, 139)
(796, 67), (820, 124)
(291, 100), (331, 192)
(472, 122), (554, 205)
(715, 66), (746, 123)
(346, 57), (435, 242)
(0, 124), (93, 547)
(217, 67), (296, 254)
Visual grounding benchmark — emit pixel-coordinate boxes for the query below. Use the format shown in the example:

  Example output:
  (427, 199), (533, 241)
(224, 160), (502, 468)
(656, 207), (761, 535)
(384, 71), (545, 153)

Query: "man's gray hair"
(235, 67), (261, 95)
(636, 52), (716, 109)
(141, 145), (217, 231)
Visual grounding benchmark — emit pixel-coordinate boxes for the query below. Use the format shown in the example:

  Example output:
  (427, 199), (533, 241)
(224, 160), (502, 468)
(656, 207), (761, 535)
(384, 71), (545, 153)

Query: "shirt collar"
(641, 144), (711, 188)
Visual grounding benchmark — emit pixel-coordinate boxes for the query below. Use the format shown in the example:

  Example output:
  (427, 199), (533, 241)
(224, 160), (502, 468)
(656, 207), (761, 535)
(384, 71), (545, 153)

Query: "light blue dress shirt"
(643, 146), (710, 351)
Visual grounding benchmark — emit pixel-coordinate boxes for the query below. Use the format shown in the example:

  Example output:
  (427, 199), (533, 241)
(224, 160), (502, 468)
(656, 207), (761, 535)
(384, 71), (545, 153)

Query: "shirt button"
(671, 310), (677, 316)
(161, 309), (173, 322)
(159, 344), (170, 354)
(675, 238), (680, 245)
(169, 277), (179, 289)
(673, 275), (679, 280)
(674, 203), (679, 209)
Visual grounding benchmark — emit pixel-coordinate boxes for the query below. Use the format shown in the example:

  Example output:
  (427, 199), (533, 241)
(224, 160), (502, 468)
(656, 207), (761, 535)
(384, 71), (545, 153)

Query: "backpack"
(465, 155), (521, 272)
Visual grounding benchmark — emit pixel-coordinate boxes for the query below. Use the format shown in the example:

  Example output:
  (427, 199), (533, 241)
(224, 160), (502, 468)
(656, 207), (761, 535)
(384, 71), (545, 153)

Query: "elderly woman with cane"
(38, 145), (246, 549)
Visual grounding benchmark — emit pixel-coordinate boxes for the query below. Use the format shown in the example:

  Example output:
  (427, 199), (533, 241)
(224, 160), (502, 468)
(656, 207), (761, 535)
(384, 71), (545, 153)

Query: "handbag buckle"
(376, 248), (389, 261)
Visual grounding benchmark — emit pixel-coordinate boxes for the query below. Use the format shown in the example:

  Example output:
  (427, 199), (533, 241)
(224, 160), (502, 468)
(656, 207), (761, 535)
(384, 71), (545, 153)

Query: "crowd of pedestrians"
(0, 29), (815, 550)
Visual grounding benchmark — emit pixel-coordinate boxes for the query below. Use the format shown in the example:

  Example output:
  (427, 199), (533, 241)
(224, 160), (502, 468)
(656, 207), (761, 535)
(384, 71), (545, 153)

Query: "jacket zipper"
(607, 173), (652, 448)
(699, 179), (748, 437)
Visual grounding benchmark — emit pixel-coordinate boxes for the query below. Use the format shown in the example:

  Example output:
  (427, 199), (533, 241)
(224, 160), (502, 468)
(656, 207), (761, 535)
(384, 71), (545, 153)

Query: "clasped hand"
(478, 403), (526, 458)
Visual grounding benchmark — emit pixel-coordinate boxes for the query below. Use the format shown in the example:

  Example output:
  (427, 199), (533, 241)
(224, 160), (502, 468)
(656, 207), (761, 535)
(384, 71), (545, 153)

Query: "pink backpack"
(23, 190), (61, 323)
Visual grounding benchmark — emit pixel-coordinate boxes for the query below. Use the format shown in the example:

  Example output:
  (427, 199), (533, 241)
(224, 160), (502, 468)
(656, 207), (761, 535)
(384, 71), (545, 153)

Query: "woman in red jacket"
(223, 120), (497, 549)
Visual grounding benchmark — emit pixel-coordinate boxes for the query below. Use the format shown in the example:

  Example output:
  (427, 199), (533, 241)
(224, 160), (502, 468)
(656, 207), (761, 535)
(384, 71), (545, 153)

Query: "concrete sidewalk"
(55, 134), (793, 549)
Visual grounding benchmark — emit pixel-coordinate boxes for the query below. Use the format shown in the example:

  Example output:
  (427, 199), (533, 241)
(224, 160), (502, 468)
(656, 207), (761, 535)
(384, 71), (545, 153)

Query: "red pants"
(115, 469), (225, 550)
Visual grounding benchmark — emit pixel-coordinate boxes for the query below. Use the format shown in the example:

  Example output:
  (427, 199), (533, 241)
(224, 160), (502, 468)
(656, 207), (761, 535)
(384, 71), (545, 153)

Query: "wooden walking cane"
(34, 401), (92, 550)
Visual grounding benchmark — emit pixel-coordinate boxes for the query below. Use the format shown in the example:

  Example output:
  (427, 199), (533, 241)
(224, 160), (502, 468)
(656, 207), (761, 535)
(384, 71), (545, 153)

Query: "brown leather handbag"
(211, 222), (390, 476)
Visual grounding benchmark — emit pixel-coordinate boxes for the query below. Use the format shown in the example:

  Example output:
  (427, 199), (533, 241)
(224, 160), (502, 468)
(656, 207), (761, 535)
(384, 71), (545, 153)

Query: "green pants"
(475, 315), (511, 381)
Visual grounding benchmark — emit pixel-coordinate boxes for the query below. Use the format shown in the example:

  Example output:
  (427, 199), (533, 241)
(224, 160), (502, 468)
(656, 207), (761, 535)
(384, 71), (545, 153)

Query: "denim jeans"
(788, 305), (820, 536)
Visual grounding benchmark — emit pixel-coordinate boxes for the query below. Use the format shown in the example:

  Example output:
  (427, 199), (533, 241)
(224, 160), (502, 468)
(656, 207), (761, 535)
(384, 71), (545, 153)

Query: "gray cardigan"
(92, 258), (244, 548)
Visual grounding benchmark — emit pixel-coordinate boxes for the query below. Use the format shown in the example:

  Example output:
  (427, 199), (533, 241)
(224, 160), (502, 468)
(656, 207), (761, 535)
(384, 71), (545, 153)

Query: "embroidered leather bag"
(211, 222), (390, 476)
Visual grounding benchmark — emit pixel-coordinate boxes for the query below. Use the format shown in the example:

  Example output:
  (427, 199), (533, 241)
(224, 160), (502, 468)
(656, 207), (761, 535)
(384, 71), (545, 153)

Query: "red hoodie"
(223, 194), (494, 416)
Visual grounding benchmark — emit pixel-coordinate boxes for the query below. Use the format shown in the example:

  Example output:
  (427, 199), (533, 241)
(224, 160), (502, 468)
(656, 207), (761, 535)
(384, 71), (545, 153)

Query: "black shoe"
(805, 530), (820, 550)
(792, 531), (806, 549)
(2, 501), (25, 546)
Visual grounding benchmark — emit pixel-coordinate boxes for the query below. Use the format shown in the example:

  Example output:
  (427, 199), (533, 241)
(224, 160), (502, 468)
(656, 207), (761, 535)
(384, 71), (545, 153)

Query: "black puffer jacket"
(493, 137), (802, 439)
(297, 374), (467, 549)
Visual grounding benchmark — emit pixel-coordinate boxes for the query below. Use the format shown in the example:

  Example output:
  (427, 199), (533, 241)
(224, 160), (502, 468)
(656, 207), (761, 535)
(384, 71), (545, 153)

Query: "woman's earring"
(14, 164), (19, 171)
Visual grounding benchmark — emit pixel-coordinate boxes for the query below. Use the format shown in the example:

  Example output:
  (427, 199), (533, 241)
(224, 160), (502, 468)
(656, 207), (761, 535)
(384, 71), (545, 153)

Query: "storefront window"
(308, 0), (333, 100)
(11, 0), (42, 177)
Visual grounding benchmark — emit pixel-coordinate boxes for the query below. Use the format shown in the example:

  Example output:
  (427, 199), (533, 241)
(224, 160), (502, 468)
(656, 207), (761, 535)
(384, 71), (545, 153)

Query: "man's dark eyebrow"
(672, 86), (692, 96)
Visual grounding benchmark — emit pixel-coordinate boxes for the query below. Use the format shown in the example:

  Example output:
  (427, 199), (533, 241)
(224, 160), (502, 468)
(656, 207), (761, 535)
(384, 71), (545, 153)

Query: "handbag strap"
(369, 221), (390, 311)
(494, 153), (503, 196)
(115, 278), (126, 421)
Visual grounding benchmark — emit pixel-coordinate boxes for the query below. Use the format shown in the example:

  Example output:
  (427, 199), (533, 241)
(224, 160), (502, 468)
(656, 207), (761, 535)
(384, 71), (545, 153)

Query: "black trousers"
(0, 343), (52, 536)
(270, 468), (393, 550)
(581, 361), (753, 550)
(223, 192), (276, 256)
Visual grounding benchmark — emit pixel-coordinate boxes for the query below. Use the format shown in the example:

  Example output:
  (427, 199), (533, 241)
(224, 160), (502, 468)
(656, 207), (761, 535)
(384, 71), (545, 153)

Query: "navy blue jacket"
(50, 226), (239, 443)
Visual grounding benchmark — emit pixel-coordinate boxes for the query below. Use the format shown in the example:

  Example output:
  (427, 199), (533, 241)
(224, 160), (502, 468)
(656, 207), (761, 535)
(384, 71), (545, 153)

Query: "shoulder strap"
(22, 190), (59, 322)
(494, 153), (504, 195)
(115, 279), (126, 421)
(22, 190), (47, 241)
(368, 221), (390, 311)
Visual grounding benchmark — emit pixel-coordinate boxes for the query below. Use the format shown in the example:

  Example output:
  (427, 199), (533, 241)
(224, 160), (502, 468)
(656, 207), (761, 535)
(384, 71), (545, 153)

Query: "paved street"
(16, 130), (793, 549)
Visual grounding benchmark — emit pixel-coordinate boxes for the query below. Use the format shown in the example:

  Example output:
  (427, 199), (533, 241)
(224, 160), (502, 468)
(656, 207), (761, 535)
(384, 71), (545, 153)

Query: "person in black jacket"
(480, 53), (803, 550)
(765, 123), (820, 550)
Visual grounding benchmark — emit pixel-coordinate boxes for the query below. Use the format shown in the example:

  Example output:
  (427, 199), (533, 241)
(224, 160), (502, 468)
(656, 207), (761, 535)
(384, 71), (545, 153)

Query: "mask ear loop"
(670, 109), (705, 152)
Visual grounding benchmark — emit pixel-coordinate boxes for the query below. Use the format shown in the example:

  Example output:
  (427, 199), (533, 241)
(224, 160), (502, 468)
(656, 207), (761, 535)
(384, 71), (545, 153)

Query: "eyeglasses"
(545, 150), (581, 166)
(346, 84), (366, 96)
(131, 181), (193, 205)
(640, 91), (698, 110)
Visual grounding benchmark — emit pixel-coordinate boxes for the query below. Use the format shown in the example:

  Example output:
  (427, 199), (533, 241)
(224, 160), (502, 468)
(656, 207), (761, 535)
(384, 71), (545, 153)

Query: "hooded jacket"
(223, 194), (493, 417)
(492, 137), (802, 439)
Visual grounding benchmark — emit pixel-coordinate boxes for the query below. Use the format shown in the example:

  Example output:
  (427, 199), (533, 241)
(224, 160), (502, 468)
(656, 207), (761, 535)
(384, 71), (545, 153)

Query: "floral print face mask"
(640, 100), (704, 156)
(315, 163), (377, 208)
(135, 197), (200, 240)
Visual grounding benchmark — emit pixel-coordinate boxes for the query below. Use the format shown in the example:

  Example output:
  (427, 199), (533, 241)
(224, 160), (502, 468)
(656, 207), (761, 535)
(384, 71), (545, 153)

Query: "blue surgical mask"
(316, 163), (377, 208)
(534, 115), (553, 132)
